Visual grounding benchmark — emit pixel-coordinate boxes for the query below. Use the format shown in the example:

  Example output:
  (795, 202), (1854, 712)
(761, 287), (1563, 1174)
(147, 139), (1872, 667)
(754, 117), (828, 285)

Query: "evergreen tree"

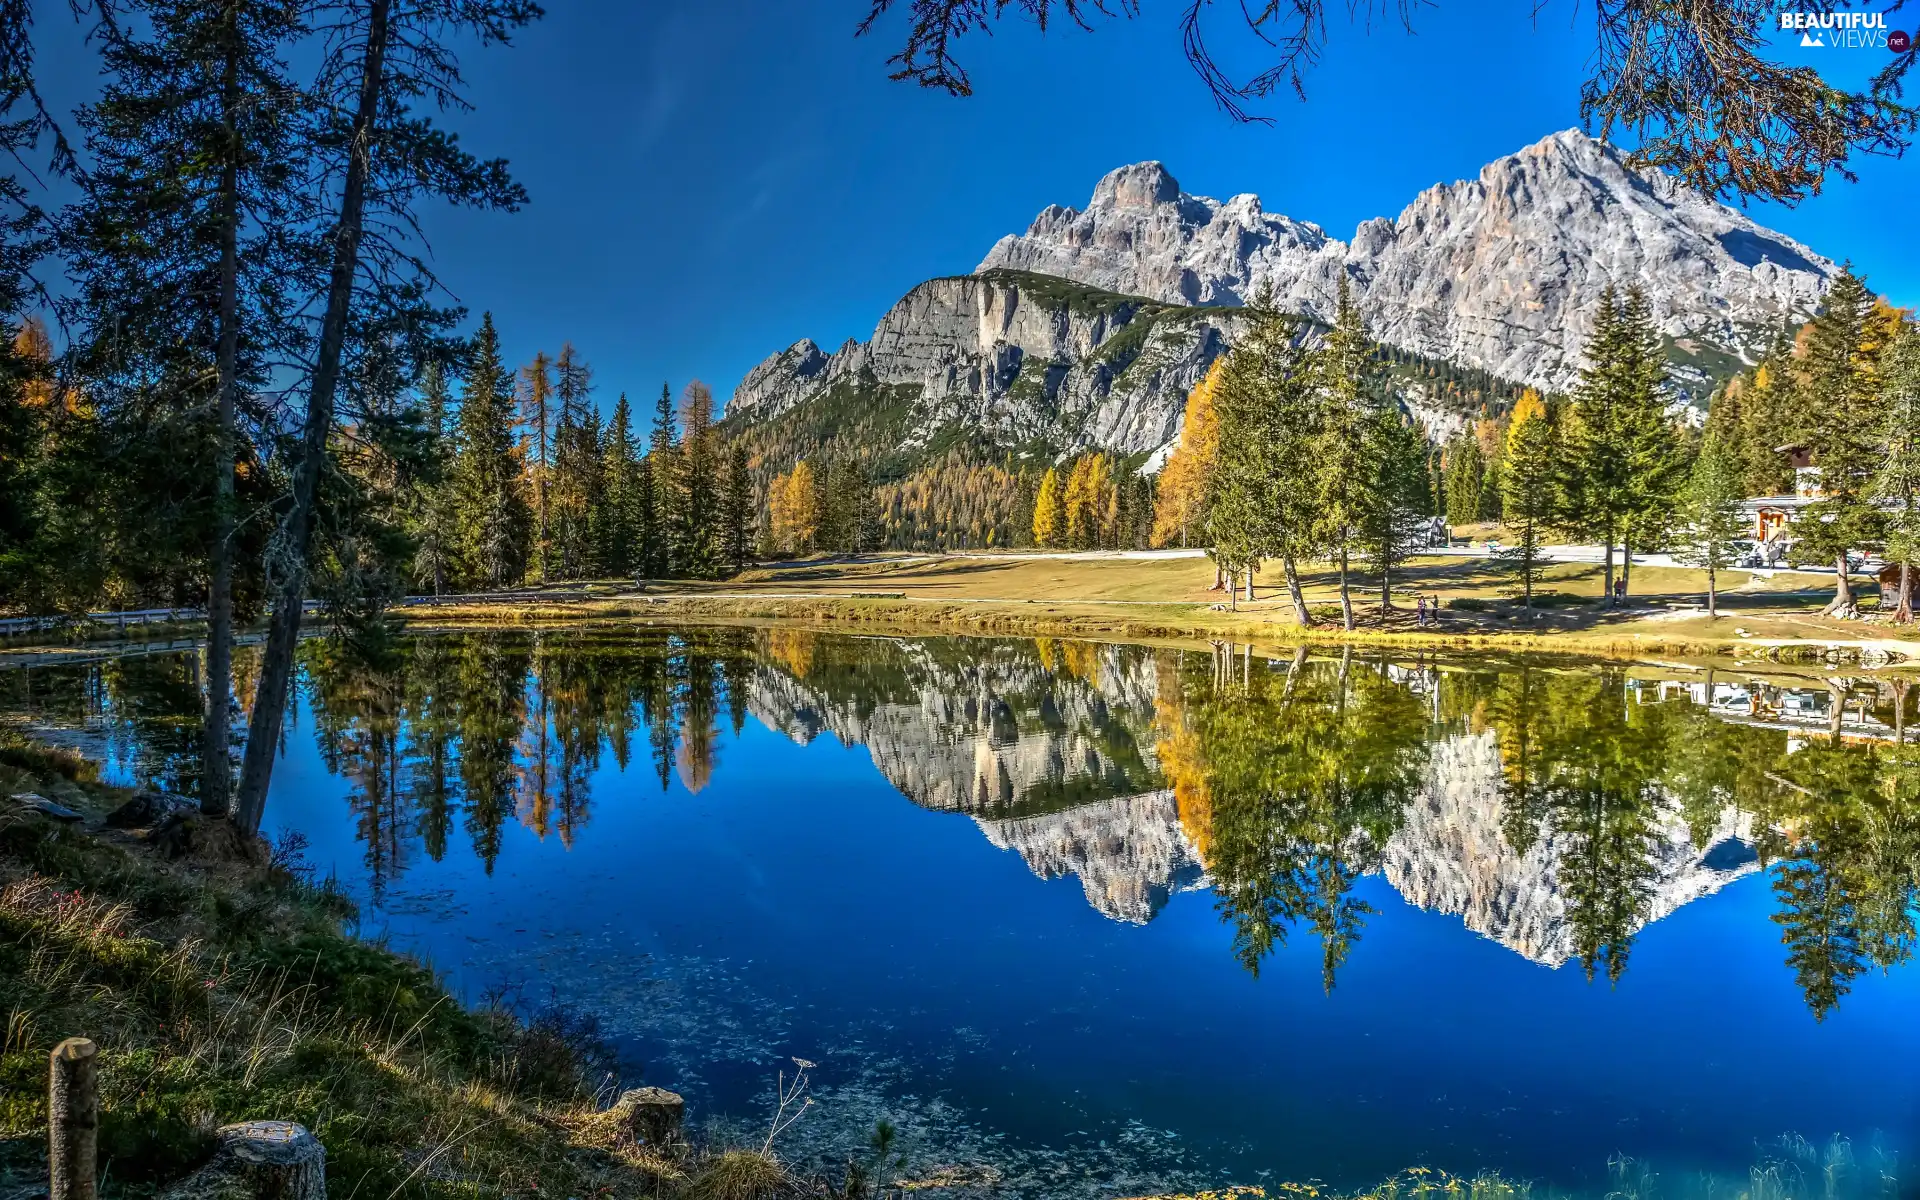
(548, 343), (594, 578)
(1564, 287), (1680, 603)
(1442, 434), (1485, 529)
(635, 453), (660, 577)
(519, 349), (554, 577)
(1794, 268), (1886, 615)
(1674, 429), (1747, 617)
(452, 314), (531, 590)
(1872, 320), (1920, 623)
(1311, 277), (1380, 628)
(60, 0), (311, 817)
(1499, 391), (1559, 610)
(721, 442), (754, 573)
(410, 362), (457, 595)
(647, 382), (679, 576)
(1362, 412), (1433, 609)
(677, 381), (719, 575)
(1207, 291), (1318, 620)
(233, 0), (538, 834)
(597, 391), (640, 577)
(576, 404), (605, 576)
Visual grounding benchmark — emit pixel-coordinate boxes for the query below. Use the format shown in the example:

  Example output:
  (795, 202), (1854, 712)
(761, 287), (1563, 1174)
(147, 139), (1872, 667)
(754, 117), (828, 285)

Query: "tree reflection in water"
(4, 630), (1915, 1019)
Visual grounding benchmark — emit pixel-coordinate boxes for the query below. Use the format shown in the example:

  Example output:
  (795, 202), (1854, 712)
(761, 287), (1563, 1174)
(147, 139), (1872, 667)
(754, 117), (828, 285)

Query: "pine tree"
(677, 381), (718, 575)
(647, 382), (679, 576)
(1674, 430), (1747, 617)
(1564, 287), (1679, 603)
(411, 362), (457, 595)
(519, 350), (554, 577)
(635, 453), (659, 577)
(1795, 268), (1885, 616)
(1032, 466), (1065, 548)
(1872, 320), (1920, 623)
(576, 404), (605, 576)
(598, 392), (640, 577)
(1442, 434), (1485, 529)
(1499, 391), (1558, 610)
(721, 443), (753, 573)
(452, 314), (531, 590)
(1207, 291), (1318, 620)
(59, 0), (310, 818)
(1362, 412), (1433, 609)
(1312, 275), (1386, 628)
(547, 343), (595, 578)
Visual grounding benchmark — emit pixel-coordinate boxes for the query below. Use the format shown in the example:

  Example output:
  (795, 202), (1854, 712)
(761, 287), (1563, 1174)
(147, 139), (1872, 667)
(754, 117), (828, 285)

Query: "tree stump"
(161, 1122), (325, 1200)
(49, 1038), (98, 1200)
(608, 1087), (685, 1148)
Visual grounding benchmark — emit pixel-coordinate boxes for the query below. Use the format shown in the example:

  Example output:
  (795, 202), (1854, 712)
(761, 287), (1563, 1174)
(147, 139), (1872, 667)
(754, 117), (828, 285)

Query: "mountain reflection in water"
(8, 627), (1916, 1022)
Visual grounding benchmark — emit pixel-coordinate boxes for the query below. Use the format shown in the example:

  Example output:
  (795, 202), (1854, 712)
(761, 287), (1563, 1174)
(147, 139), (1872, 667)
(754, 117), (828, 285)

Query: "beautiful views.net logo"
(1774, 8), (1904, 49)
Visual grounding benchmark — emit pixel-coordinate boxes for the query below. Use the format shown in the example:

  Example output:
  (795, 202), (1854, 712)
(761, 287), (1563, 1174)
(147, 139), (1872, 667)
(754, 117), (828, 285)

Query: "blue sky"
(36, 0), (1920, 415)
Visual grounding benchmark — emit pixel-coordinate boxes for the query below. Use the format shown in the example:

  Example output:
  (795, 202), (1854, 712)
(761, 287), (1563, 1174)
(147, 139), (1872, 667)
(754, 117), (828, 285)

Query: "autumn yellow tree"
(1064, 453), (1113, 549)
(768, 460), (819, 554)
(1032, 466), (1065, 547)
(1151, 361), (1222, 547)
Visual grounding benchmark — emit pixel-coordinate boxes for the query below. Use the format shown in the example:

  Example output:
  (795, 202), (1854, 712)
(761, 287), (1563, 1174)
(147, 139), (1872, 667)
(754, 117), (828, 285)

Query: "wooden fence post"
(49, 1037), (98, 1200)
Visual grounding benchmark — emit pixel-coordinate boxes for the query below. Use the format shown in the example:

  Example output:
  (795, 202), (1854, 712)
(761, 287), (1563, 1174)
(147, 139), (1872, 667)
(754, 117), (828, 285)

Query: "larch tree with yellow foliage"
(768, 460), (820, 554)
(1151, 360), (1222, 549)
(1032, 466), (1065, 547)
(1064, 453), (1113, 548)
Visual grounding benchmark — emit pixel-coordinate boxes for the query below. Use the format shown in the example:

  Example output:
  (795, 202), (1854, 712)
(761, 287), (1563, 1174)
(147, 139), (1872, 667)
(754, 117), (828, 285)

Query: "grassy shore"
(0, 735), (786, 1198)
(390, 552), (1920, 666)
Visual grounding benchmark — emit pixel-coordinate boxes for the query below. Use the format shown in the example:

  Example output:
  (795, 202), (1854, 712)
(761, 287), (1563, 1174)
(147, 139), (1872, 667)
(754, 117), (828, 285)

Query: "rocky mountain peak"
(1089, 161), (1181, 210)
(978, 128), (1833, 393)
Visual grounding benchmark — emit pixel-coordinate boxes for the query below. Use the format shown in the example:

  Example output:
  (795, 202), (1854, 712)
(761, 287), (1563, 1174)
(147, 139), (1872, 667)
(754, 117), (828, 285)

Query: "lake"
(3, 626), (1916, 1199)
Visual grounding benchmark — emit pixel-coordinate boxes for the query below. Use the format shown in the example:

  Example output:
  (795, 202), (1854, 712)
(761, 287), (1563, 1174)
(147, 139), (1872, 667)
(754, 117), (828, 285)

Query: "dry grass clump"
(688, 1148), (797, 1200)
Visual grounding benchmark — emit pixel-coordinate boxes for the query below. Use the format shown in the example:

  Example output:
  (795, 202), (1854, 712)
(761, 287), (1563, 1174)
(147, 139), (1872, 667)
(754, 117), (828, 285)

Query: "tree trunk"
(1602, 536), (1615, 607)
(1897, 562), (1912, 624)
(1622, 539), (1633, 595)
(164, 1122), (327, 1200)
(1825, 552), (1857, 617)
(1243, 566), (1253, 603)
(49, 1038), (97, 1200)
(202, 6), (243, 820)
(232, 0), (392, 836)
(1707, 562), (1717, 617)
(1380, 557), (1392, 613)
(1282, 553), (1311, 626)
(1337, 550), (1353, 631)
(1227, 570), (1237, 612)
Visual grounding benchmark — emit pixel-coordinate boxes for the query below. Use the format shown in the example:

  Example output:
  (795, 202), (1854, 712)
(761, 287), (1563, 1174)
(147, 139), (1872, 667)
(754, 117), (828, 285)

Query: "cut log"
(13, 794), (84, 823)
(49, 1038), (98, 1200)
(608, 1086), (685, 1148)
(161, 1121), (325, 1200)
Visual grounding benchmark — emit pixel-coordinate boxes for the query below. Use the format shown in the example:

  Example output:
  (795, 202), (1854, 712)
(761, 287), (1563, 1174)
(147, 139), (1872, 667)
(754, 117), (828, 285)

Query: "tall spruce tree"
(451, 314), (530, 591)
(678, 381), (719, 575)
(1442, 434), (1484, 530)
(1675, 430), (1748, 617)
(519, 349), (553, 577)
(1564, 287), (1678, 604)
(721, 442), (753, 573)
(1499, 391), (1559, 610)
(1872, 320), (1920, 623)
(411, 362), (457, 595)
(1795, 268), (1885, 616)
(1363, 413), (1433, 609)
(60, 0), (311, 817)
(647, 382), (679, 576)
(548, 342), (594, 577)
(1312, 276), (1381, 628)
(598, 391), (640, 577)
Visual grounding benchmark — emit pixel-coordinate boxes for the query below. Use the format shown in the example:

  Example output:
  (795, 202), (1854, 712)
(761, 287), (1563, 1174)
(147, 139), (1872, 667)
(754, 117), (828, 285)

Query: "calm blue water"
(5, 629), (1916, 1198)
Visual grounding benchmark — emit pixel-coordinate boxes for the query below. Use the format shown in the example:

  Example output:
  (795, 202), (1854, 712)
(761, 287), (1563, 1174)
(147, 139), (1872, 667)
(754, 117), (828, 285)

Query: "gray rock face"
(979, 129), (1832, 394)
(975, 789), (1206, 924)
(1380, 731), (1760, 967)
(728, 272), (1239, 456)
